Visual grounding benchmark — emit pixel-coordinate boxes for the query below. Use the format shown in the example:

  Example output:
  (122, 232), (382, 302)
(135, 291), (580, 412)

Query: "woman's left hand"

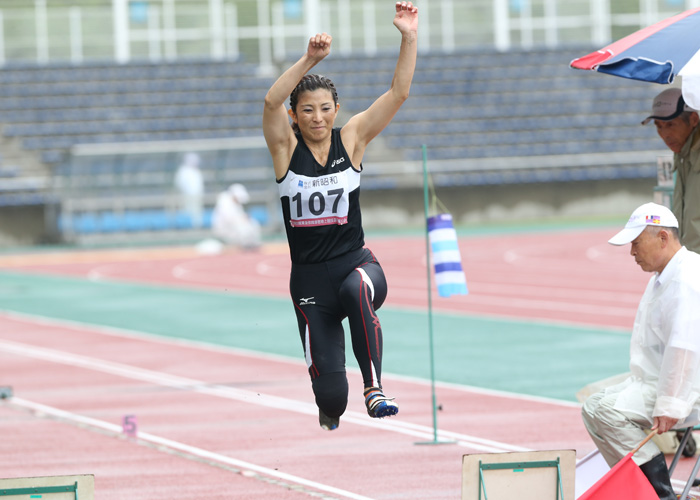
(393, 1), (418, 34)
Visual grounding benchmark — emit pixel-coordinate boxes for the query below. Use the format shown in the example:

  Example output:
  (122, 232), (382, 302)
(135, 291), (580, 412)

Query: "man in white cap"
(582, 202), (700, 499)
(643, 88), (700, 253)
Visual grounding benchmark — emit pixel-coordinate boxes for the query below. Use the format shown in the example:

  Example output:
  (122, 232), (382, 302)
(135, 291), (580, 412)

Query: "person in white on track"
(211, 183), (261, 249)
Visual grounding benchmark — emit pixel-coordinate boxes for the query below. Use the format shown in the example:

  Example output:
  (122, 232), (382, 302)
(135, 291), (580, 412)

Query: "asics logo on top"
(330, 157), (345, 169)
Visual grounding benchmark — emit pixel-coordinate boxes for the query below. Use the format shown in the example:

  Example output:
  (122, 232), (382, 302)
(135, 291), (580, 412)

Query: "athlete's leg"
(339, 260), (397, 418)
(293, 305), (348, 418)
(290, 266), (348, 424)
(338, 260), (387, 389)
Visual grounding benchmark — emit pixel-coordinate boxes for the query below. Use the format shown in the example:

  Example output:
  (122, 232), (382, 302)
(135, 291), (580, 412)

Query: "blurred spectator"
(174, 152), (205, 228)
(212, 183), (261, 249)
(643, 88), (700, 252)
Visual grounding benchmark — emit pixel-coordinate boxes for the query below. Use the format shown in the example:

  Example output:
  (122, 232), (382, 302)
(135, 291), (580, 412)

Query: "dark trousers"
(290, 247), (388, 418)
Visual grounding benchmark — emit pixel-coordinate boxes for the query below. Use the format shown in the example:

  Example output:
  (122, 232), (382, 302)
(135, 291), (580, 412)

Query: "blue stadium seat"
(147, 210), (172, 231)
(248, 206), (269, 226)
(123, 211), (150, 232)
(98, 212), (123, 233)
(201, 209), (213, 229)
(72, 213), (99, 234)
(173, 212), (193, 229)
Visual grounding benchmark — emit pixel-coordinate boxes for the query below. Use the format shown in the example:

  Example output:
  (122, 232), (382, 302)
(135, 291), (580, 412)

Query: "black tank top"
(277, 128), (364, 264)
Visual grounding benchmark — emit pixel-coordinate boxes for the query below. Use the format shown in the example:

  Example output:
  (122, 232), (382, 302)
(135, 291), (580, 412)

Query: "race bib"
(285, 171), (351, 227)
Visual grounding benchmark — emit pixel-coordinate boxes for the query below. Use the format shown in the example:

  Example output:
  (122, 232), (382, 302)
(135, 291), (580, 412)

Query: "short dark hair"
(679, 110), (698, 125)
(667, 226), (680, 240)
(289, 74), (339, 133)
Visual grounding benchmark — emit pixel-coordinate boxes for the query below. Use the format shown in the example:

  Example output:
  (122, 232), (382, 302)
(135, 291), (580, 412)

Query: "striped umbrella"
(570, 7), (700, 109)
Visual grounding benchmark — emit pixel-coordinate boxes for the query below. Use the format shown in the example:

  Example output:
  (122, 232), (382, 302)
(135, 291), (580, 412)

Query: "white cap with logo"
(608, 202), (679, 245)
(641, 88), (697, 125)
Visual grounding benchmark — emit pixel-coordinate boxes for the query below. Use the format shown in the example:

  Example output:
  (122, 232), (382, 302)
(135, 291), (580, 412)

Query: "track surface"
(1, 227), (698, 499)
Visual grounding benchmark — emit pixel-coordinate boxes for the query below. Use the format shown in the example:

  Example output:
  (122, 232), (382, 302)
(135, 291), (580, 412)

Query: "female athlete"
(262, 1), (418, 431)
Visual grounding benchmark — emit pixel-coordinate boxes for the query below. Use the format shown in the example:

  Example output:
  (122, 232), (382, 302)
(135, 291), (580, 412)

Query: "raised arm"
(263, 33), (332, 179)
(342, 2), (418, 166)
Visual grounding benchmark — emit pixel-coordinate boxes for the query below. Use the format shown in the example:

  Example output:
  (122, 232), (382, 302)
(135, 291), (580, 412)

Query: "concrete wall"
(0, 205), (48, 246)
(360, 178), (657, 229)
(0, 178), (657, 247)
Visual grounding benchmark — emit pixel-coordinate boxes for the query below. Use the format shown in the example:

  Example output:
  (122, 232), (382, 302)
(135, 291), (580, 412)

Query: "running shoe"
(319, 409), (339, 431)
(364, 387), (399, 418)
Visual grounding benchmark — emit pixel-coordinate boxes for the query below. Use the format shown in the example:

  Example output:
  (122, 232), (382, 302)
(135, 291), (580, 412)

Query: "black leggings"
(289, 247), (388, 418)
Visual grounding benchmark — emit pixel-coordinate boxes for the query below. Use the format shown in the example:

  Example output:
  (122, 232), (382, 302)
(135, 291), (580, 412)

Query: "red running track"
(0, 310), (592, 500)
(0, 227), (650, 330)
(2, 228), (697, 499)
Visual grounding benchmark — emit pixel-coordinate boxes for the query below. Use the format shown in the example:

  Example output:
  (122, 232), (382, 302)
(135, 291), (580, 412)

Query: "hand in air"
(307, 33), (332, 63)
(393, 1), (418, 34)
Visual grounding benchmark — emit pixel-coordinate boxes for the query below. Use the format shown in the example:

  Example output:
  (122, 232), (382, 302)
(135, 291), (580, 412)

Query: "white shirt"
(212, 193), (247, 234)
(211, 192), (261, 247)
(611, 247), (700, 424)
(174, 164), (204, 196)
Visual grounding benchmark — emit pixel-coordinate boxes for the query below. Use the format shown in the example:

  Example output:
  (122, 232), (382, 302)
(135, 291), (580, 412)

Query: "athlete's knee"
(340, 267), (387, 308)
(360, 265), (387, 307)
(312, 372), (348, 419)
(339, 272), (361, 301)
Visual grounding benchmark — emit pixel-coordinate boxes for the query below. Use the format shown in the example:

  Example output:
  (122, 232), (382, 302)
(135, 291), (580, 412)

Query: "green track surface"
(0, 269), (630, 402)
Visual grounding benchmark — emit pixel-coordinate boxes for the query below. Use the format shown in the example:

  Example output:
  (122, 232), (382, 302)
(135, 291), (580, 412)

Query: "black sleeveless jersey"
(277, 128), (364, 264)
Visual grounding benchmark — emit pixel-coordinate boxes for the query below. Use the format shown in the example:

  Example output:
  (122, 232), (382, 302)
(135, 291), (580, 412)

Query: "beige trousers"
(582, 390), (660, 467)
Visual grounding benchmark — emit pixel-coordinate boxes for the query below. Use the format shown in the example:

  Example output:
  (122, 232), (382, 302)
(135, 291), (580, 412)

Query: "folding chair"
(669, 427), (700, 500)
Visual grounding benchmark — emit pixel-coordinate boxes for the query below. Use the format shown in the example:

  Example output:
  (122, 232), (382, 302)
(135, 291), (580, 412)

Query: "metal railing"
(0, 0), (699, 67)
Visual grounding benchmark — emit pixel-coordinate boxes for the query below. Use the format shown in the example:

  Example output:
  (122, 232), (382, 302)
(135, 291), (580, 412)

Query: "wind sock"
(427, 213), (468, 298)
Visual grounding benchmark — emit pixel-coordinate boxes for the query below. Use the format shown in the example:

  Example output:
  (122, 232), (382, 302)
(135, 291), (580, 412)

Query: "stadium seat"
(72, 213), (99, 234)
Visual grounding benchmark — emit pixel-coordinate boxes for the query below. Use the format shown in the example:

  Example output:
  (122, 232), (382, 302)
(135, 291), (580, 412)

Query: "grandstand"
(0, 59), (279, 245)
(0, 0), (676, 246)
(0, 48), (666, 246)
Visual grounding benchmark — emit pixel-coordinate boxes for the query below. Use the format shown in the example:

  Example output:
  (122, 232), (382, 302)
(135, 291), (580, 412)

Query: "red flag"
(578, 452), (658, 500)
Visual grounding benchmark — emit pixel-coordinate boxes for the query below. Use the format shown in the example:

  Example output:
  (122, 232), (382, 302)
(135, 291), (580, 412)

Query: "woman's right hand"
(393, 1), (418, 35)
(307, 33), (332, 63)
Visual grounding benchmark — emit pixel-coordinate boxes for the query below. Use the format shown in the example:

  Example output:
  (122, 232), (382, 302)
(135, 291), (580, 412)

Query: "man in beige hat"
(643, 88), (700, 252)
(582, 202), (700, 499)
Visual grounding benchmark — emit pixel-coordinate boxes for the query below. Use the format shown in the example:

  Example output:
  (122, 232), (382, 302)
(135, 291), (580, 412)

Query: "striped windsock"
(427, 213), (468, 298)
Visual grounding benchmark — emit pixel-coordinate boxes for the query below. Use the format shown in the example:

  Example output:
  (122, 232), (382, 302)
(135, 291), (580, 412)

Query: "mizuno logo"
(299, 297), (316, 305)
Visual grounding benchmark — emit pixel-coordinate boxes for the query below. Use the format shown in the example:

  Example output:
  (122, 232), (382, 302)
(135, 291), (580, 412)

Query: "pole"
(415, 144), (455, 446)
(112, 0), (130, 63)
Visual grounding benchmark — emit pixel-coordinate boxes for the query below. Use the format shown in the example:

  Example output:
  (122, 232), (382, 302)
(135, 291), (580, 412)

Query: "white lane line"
(456, 282), (640, 305)
(387, 286), (637, 317)
(0, 338), (527, 454)
(7, 397), (375, 500)
(0, 308), (304, 367)
(0, 308), (590, 406)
